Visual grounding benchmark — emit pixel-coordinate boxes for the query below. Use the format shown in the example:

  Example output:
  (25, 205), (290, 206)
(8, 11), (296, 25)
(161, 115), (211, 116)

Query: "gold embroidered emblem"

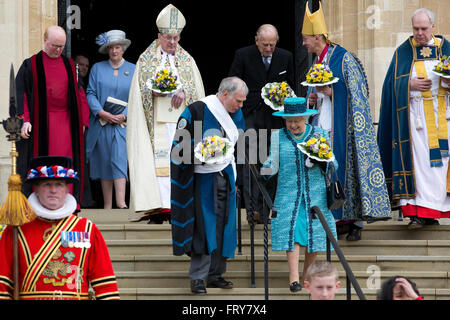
(398, 179), (404, 190)
(353, 111), (366, 132)
(42, 260), (71, 280)
(369, 168), (385, 188)
(420, 47), (432, 58)
(52, 249), (62, 260)
(43, 224), (57, 242)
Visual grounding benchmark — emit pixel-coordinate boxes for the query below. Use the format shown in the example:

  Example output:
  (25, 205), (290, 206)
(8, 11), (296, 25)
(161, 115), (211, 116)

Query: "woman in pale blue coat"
(262, 97), (337, 293)
(86, 30), (135, 209)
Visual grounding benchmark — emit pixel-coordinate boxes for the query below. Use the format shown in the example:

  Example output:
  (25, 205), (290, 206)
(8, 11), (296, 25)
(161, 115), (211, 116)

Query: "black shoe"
(190, 279), (207, 294)
(423, 218), (439, 226)
(336, 224), (351, 236)
(147, 213), (167, 224)
(408, 216), (424, 230)
(290, 281), (302, 292)
(207, 277), (233, 289)
(346, 225), (362, 241)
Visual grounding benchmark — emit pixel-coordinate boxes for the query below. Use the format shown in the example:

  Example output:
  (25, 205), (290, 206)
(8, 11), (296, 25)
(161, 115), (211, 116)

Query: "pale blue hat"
(96, 30), (131, 54)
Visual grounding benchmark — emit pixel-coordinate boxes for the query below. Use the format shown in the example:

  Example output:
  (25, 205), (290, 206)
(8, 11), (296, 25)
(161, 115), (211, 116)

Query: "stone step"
(80, 209), (257, 225)
(95, 220), (450, 241)
(110, 254), (450, 273)
(118, 287), (445, 300)
(115, 270), (450, 290)
(79, 208), (132, 224)
(105, 239), (450, 256)
(357, 222), (450, 240)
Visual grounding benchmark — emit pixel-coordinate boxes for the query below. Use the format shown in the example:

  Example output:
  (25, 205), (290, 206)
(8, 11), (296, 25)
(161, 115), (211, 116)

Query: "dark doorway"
(66, 0), (301, 94)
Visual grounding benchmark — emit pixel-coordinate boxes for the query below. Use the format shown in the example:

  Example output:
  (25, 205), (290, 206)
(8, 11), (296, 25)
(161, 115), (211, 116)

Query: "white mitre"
(156, 4), (186, 35)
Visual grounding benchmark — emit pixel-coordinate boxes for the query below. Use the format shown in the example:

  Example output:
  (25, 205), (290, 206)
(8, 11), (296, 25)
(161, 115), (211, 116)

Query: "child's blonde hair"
(305, 260), (339, 282)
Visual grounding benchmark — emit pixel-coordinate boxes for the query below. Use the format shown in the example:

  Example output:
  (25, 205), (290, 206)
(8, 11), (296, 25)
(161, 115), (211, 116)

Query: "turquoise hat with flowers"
(272, 97), (318, 117)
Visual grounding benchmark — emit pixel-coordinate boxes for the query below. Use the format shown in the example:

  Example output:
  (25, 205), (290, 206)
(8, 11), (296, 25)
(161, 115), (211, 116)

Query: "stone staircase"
(79, 209), (450, 300)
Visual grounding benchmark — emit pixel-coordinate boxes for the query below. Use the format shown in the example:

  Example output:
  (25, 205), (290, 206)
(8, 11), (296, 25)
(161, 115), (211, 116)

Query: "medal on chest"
(61, 231), (91, 248)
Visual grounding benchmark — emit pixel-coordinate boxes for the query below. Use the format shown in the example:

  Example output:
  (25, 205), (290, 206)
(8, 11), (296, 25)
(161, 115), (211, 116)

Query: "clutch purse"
(325, 164), (345, 210)
(99, 97), (127, 126)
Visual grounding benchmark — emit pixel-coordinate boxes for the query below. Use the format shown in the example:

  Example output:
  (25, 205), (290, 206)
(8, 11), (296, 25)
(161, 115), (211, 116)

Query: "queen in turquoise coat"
(262, 97), (337, 292)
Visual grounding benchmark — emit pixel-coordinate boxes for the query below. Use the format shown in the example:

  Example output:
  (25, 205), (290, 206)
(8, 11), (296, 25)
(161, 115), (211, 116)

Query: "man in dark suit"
(229, 24), (295, 223)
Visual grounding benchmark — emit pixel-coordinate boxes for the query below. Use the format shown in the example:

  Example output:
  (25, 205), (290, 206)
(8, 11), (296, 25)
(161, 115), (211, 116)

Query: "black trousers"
(189, 171), (229, 281)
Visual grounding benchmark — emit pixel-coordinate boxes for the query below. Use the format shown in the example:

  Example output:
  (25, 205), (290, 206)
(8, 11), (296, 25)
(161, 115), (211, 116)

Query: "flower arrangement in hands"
(194, 135), (234, 164)
(432, 55), (450, 78)
(298, 134), (335, 162)
(146, 68), (179, 93)
(261, 81), (296, 111)
(302, 64), (339, 87)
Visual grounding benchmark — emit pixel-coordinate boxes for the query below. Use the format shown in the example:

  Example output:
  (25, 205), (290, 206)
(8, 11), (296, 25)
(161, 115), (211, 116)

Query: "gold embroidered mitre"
(156, 4), (186, 35)
(302, 1), (328, 38)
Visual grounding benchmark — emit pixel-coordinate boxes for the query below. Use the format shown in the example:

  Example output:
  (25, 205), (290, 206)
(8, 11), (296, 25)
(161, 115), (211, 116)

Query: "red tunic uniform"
(0, 215), (119, 300)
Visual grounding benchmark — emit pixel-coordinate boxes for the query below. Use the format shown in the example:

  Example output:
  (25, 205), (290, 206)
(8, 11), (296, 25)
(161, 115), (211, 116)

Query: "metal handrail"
(239, 155), (277, 300)
(236, 186), (242, 255)
(310, 206), (366, 300)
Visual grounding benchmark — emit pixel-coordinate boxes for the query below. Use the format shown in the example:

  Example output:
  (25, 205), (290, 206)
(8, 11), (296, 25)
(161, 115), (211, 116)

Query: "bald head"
(44, 26), (66, 58)
(256, 24), (279, 41)
(255, 24), (279, 57)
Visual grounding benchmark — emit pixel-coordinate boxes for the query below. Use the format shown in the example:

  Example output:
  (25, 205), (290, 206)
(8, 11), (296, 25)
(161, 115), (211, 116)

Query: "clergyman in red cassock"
(15, 25), (89, 210)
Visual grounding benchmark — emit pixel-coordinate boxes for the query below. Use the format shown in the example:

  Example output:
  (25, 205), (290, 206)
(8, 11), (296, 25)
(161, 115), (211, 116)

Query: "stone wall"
(0, 0), (57, 203)
(322, 0), (450, 123)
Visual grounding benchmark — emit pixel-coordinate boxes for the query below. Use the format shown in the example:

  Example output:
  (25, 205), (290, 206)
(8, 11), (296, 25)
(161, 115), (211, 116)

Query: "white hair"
(218, 77), (249, 96)
(411, 8), (435, 25)
(256, 24), (279, 42)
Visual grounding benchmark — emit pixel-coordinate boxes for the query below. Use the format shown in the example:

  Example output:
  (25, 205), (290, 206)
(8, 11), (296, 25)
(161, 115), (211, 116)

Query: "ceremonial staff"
(0, 64), (36, 300)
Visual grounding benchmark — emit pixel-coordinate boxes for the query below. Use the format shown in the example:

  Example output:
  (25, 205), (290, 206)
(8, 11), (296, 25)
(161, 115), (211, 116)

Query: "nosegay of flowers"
(194, 135), (234, 164)
(433, 55), (450, 76)
(306, 63), (334, 84)
(148, 68), (178, 92)
(261, 81), (296, 110)
(299, 135), (334, 161)
(201, 136), (226, 158)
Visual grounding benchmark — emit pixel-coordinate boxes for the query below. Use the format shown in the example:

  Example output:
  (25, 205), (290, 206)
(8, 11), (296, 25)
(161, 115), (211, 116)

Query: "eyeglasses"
(50, 43), (65, 50)
(161, 34), (180, 42)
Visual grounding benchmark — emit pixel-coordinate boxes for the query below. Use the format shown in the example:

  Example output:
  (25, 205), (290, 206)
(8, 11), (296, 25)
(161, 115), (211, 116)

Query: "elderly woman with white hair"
(262, 97), (338, 293)
(86, 30), (135, 209)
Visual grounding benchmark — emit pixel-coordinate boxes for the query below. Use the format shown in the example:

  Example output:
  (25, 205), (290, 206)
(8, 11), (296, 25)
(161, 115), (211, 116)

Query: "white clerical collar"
(28, 193), (77, 220)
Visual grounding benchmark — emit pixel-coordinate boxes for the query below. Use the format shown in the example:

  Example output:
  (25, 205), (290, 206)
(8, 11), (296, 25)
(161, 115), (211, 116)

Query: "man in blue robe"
(303, 1), (392, 240)
(170, 77), (247, 294)
(378, 8), (450, 229)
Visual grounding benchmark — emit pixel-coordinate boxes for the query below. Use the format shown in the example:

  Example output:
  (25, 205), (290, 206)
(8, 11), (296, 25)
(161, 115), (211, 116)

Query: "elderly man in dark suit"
(229, 24), (295, 224)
